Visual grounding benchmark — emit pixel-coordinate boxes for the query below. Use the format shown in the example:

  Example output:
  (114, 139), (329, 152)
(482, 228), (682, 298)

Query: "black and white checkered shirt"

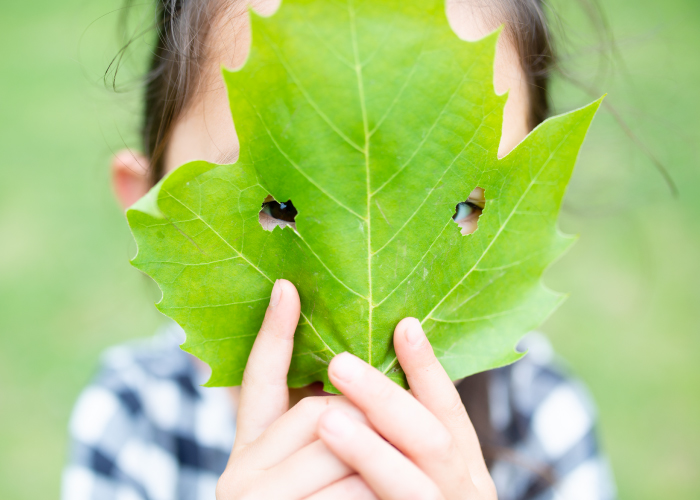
(62, 325), (616, 500)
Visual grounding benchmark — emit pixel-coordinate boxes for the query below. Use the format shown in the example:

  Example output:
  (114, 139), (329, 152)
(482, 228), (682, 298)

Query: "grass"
(0, 0), (698, 498)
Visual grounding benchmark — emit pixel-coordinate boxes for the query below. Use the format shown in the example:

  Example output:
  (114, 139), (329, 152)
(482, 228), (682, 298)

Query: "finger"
(236, 279), (301, 447)
(394, 318), (491, 484)
(255, 440), (353, 499)
(328, 352), (474, 495)
(304, 475), (378, 500)
(318, 410), (442, 500)
(245, 396), (368, 468)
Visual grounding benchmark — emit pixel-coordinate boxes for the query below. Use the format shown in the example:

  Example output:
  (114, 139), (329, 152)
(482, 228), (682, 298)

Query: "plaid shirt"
(62, 325), (616, 500)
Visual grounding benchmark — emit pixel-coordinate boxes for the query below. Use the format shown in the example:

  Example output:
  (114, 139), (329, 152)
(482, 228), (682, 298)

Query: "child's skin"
(112, 1), (532, 497)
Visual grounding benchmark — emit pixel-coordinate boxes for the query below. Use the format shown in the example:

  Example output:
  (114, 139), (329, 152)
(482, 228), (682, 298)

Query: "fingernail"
(403, 318), (426, 347)
(269, 280), (282, 307)
(330, 352), (363, 383)
(321, 410), (354, 438)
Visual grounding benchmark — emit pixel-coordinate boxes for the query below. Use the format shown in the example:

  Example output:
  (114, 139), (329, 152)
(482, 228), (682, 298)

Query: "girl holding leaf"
(64, 0), (615, 499)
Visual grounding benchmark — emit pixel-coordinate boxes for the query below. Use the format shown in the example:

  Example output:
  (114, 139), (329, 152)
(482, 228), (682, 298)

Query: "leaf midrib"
(347, 0), (374, 365)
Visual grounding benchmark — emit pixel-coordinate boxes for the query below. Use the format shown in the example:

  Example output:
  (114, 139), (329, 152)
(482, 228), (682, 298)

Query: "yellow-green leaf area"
(127, 0), (602, 391)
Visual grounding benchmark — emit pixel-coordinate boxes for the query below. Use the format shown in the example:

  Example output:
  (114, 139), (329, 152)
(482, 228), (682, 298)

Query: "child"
(63, 0), (616, 498)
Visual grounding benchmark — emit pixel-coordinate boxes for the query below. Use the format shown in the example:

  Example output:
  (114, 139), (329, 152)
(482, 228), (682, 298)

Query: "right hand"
(215, 279), (377, 500)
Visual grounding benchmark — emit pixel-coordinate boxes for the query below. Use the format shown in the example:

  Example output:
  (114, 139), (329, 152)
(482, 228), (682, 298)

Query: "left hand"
(317, 318), (498, 500)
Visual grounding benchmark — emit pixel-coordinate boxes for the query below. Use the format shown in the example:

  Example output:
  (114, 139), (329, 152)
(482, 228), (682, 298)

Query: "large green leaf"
(127, 0), (601, 391)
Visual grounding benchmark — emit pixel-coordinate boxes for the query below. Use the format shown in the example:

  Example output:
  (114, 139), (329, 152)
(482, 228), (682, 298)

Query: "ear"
(111, 149), (151, 210)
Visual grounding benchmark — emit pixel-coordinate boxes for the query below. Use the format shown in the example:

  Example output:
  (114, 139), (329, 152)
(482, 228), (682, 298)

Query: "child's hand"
(317, 318), (498, 500)
(216, 280), (377, 500)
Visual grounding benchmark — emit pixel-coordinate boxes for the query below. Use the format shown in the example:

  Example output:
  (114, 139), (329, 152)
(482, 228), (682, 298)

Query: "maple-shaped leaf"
(127, 0), (602, 391)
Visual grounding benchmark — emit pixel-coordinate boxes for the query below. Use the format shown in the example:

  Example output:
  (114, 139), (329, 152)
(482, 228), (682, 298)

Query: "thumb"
(235, 279), (301, 447)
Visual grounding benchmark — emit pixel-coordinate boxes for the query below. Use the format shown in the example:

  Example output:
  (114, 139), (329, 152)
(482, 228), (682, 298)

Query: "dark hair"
(136, 0), (226, 182)
(131, 0), (561, 182)
(490, 0), (555, 128)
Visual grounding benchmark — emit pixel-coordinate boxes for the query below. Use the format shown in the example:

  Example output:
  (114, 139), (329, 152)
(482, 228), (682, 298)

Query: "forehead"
(163, 0), (529, 174)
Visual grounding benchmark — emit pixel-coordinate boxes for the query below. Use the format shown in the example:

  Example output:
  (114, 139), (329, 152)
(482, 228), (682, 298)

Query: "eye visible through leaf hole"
(453, 187), (485, 235)
(259, 195), (297, 231)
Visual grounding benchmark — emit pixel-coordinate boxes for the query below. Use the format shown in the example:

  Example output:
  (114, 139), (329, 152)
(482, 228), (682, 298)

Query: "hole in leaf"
(259, 195), (297, 231)
(453, 187), (484, 236)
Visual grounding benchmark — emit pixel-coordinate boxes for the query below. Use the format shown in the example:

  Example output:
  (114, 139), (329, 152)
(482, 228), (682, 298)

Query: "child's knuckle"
(371, 379), (399, 403)
(422, 428), (456, 460)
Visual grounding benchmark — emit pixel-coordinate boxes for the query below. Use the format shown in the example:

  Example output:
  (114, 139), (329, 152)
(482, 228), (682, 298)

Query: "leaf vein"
(261, 29), (365, 154)
(162, 189), (337, 357)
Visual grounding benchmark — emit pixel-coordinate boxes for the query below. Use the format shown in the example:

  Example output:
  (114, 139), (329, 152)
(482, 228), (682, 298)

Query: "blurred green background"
(0, 0), (698, 498)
